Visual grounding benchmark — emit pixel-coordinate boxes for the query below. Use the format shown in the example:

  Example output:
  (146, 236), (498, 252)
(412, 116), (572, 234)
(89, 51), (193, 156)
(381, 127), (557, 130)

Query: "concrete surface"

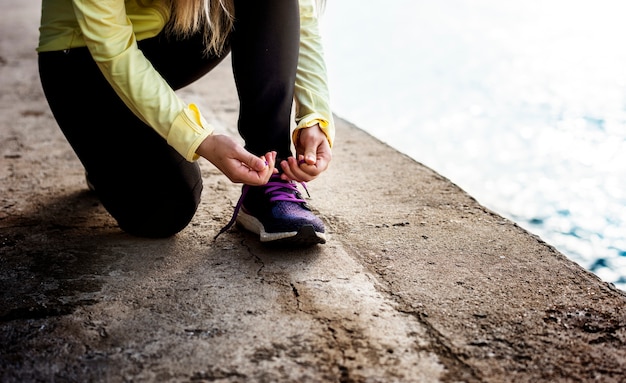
(1, 1), (625, 382)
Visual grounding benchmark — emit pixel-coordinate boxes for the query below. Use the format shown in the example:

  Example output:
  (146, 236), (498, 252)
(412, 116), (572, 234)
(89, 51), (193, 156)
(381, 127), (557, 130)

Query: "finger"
(280, 158), (309, 182)
(280, 159), (299, 181)
(303, 147), (317, 165)
(281, 157), (316, 182)
(260, 151), (277, 183)
(243, 151), (279, 184)
(269, 151), (277, 168)
(307, 154), (328, 173)
(295, 153), (327, 177)
(239, 151), (267, 172)
(231, 153), (272, 185)
(312, 147), (332, 173)
(232, 164), (261, 185)
(239, 169), (269, 186)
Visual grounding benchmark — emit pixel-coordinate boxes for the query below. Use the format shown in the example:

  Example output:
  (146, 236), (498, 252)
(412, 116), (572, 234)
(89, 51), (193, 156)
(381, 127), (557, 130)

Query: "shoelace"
(213, 177), (309, 241)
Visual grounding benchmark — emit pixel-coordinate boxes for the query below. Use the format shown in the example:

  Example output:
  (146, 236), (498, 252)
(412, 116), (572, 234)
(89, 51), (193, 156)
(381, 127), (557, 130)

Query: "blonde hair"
(168, 0), (235, 55)
(167, 0), (326, 55)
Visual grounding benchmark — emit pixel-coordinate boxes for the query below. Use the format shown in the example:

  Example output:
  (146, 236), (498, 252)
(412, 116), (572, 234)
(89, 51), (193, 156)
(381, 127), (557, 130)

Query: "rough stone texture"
(1, 1), (625, 382)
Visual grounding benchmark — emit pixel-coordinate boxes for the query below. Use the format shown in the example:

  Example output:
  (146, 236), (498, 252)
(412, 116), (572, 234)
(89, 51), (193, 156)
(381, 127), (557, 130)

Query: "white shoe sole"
(237, 210), (327, 245)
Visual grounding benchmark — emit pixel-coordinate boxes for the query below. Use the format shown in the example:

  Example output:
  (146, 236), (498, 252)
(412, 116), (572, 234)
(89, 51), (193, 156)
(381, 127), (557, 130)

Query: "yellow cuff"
(294, 114), (335, 148)
(167, 104), (214, 162)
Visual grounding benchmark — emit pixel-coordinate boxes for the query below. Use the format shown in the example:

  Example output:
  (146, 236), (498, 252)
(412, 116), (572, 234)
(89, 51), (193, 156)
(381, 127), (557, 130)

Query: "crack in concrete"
(241, 239), (265, 275)
(289, 282), (301, 311)
(398, 308), (482, 383)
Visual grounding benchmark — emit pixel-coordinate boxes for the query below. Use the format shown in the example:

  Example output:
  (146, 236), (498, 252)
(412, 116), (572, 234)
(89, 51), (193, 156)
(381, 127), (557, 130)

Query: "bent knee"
(116, 198), (199, 238)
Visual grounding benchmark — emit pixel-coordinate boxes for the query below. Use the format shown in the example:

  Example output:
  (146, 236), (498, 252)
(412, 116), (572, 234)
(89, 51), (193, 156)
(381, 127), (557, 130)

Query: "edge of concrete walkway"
(1, 2), (625, 382)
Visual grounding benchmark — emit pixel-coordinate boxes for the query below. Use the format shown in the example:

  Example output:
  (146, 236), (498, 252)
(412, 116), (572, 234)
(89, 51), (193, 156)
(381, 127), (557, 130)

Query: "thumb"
(303, 147), (317, 165)
(237, 149), (267, 172)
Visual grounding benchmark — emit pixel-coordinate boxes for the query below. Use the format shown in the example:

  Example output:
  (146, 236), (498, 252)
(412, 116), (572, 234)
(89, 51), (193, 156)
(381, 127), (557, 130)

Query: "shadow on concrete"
(1, 190), (161, 322)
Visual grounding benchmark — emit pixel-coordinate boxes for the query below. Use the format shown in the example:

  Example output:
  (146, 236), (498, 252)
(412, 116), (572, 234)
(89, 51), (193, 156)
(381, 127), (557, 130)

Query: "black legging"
(38, 0), (300, 238)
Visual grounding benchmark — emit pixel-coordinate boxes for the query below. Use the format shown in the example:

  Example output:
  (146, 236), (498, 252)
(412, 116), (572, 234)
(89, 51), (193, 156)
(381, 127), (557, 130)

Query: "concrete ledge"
(1, 1), (625, 382)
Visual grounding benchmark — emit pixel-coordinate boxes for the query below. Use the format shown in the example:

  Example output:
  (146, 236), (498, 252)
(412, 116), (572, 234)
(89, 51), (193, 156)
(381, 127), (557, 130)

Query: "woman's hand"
(197, 134), (277, 185)
(280, 124), (332, 182)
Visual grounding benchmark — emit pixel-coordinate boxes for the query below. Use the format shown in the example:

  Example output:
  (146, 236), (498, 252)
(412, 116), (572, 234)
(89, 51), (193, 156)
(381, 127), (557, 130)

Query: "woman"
(37, 0), (335, 245)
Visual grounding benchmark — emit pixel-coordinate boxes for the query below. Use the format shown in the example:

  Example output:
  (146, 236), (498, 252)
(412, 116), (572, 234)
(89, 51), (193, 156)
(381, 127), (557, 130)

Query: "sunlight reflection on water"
(321, 0), (626, 290)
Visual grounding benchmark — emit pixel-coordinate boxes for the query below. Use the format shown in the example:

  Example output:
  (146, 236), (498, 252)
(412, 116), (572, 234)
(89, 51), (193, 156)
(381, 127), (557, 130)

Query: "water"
(320, 0), (626, 290)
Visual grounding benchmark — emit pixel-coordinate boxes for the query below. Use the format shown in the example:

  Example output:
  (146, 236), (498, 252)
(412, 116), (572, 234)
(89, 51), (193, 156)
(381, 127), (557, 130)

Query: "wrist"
(197, 133), (217, 161)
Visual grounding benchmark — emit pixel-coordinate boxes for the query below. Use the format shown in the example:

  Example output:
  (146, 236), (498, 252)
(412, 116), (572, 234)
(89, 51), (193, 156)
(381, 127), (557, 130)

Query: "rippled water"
(320, 0), (626, 290)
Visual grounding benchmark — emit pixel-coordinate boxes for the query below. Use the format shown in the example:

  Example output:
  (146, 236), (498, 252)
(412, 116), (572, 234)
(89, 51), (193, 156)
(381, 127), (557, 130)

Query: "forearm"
(294, 0), (335, 147)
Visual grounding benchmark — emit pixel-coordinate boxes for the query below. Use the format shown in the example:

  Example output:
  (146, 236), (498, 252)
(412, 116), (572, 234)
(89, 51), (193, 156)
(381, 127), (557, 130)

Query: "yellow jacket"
(38, 0), (335, 161)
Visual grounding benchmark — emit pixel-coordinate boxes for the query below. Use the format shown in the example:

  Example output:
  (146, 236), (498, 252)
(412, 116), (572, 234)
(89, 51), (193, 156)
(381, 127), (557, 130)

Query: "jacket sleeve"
(72, 0), (212, 161)
(294, 0), (336, 148)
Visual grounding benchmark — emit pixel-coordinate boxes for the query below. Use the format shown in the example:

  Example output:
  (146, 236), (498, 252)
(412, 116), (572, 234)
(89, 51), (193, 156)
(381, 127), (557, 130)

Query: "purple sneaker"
(216, 175), (326, 246)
